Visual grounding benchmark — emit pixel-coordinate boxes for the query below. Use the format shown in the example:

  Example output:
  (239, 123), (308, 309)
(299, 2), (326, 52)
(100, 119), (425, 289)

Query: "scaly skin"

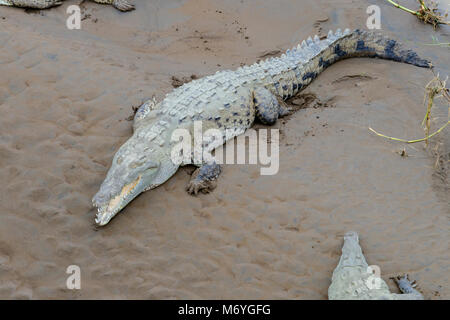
(93, 28), (431, 226)
(0, 0), (134, 11)
(328, 231), (424, 300)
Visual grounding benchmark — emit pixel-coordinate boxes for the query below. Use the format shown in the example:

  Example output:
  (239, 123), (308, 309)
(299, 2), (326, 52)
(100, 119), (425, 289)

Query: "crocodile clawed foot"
(113, 0), (135, 12)
(278, 105), (292, 117)
(186, 178), (217, 195)
(392, 274), (419, 294)
(186, 163), (221, 195)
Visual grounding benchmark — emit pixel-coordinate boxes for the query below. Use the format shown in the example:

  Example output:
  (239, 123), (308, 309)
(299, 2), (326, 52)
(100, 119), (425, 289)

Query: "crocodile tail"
(325, 29), (431, 68)
(347, 29), (431, 68)
(271, 29), (431, 99)
(283, 28), (431, 73)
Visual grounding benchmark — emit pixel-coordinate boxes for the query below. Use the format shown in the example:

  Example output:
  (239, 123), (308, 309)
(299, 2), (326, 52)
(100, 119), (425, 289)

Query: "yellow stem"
(385, 0), (419, 15)
(369, 122), (449, 144)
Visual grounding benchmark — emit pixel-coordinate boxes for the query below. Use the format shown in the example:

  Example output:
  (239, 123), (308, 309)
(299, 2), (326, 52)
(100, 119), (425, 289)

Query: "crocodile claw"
(186, 178), (217, 195)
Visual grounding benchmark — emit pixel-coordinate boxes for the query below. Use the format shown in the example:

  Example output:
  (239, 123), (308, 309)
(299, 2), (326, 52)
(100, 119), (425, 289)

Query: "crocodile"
(328, 231), (424, 300)
(92, 28), (431, 226)
(0, 0), (135, 11)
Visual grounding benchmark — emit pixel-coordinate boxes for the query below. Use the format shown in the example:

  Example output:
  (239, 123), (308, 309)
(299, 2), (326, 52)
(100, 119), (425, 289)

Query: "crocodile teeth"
(314, 35), (320, 43)
(327, 30), (333, 38)
(336, 28), (342, 36)
(344, 28), (351, 35)
(306, 36), (313, 45)
(301, 40), (307, 48)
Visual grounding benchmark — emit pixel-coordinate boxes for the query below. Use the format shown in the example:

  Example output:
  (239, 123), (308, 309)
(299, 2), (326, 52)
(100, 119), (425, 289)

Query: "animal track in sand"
(332, 74), (376, 84)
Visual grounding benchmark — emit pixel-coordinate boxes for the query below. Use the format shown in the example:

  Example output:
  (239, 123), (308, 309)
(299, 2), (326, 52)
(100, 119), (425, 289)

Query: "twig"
(369, 122), (449, 144)
(386, 0), (419, 15)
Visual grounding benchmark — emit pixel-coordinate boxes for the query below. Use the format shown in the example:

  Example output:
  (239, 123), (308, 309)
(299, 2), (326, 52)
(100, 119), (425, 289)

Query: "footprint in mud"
(332, 74), (376, 85)
(26, 187), (52, 204)
(271, 92), (336, 142)
(24, 8), (46, 16)
(313, 16), (330, 40)
(287, 92), (336, 111)
(257, 49), (282, 63)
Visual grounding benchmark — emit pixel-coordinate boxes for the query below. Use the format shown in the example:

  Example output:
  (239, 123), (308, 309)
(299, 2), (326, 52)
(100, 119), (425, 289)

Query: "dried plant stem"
(369, 74), (449, 145)
(423, 42), (450, 47)
(386, 0), (419, 15)
(369, 122), (449, 144)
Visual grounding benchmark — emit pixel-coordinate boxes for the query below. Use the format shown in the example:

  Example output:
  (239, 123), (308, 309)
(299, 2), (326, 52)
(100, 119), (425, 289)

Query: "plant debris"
(369, 73), (449, 144)
(386, 0), (449, 29)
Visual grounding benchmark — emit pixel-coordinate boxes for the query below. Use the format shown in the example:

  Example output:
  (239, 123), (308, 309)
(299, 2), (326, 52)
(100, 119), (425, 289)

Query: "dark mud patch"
(171, 74), (198, 88)
(269, 92), (337, 141)
(429, 137), (450, 207)
(257, 49), (282, 61)
(126, 105), (140, 121)
(313, 16), (330, 40)
(332, 74), (376, 84)
(24, 9), (46, 16)
(288, 92), (336, 110)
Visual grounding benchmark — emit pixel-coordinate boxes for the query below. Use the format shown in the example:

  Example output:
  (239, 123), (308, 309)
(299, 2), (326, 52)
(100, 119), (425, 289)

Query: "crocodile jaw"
(94, 176), (142, 226)
(95, 204), (118, 226)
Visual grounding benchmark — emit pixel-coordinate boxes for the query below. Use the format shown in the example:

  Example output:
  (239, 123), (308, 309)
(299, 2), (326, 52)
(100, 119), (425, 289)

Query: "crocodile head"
(92, 136), (164, 226)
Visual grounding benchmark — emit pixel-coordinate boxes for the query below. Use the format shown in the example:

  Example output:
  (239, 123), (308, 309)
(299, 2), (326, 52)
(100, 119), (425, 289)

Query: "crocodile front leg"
(253, 87), (290, 124)
(111, 0), (134, 11)
(391, 274), (424, 300)
(186, 162), (222, 195)
(92, 0), (134, 11)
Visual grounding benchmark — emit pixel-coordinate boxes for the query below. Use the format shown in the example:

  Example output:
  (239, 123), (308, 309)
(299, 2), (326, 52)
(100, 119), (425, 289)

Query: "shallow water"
(0, 0), (448, 299)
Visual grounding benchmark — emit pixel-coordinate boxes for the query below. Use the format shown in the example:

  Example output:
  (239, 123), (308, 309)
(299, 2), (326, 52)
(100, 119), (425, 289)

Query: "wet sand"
(0, 0), (448, 299)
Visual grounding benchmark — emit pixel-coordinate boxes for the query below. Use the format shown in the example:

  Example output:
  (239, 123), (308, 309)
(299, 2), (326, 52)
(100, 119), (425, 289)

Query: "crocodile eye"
(116, 156), (124, 164)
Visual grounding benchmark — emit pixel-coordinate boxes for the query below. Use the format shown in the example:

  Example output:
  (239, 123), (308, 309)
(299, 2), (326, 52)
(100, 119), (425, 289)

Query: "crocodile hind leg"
(253, 87), (290, 125)
(186, 162), (222, 195)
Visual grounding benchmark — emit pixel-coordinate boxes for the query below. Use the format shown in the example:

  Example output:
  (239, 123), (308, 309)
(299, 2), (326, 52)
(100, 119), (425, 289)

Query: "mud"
(0, 0), (448, 299)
